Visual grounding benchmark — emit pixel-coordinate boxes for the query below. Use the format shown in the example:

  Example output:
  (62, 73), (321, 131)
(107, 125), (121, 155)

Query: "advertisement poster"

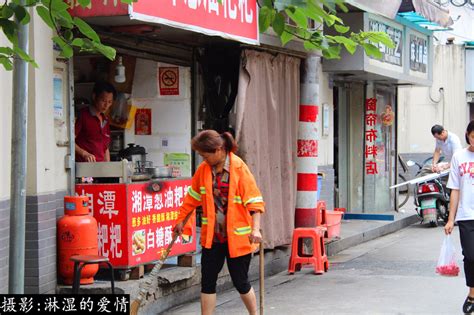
(76, 179), (196, 268)
(135, 108), (152, 135)
(159, 67), (179, 96)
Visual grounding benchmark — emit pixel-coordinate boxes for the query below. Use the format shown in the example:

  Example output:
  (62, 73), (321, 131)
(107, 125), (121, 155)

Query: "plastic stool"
(71, 255), (115, 294)
(288, 227), (329, 275)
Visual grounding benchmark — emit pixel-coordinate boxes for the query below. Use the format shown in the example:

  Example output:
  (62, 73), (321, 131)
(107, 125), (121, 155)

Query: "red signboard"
(130, 0), (259, 45)
(76, 179), (196, 268)
(68, 1), (259, 44)
(67, 0), (128, 17)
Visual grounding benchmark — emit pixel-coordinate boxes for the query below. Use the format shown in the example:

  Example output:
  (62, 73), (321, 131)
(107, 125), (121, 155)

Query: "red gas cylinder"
(58, 196), (98, 285)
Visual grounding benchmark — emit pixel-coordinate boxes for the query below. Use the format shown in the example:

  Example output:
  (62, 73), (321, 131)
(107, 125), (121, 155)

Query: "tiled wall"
(0, 199), (10, 294)
(1, 191), (66, 294)
(25, 191), (66, 294)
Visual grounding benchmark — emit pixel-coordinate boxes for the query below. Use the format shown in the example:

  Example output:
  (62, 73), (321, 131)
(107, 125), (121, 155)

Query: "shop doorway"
(363, 86), (397, 212)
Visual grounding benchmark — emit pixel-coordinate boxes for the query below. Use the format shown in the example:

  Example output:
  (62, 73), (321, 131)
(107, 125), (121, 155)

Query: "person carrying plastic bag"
(444, 120), (474, 314)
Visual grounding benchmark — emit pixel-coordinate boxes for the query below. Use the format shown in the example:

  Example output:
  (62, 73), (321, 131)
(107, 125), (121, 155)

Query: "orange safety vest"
(177, 152), (265, 258)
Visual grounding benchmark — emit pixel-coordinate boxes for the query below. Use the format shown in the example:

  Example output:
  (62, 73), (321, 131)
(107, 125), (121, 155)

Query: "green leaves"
(257, 0), (395, 59)
(0, 0), (126, 70)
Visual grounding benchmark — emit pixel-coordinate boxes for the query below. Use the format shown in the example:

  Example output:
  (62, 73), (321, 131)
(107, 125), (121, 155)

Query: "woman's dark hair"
(465, 120), (474, 145)
(431, 124), (444, 136)
(93, 81), (117, 100)
(191, 130), (238, 153)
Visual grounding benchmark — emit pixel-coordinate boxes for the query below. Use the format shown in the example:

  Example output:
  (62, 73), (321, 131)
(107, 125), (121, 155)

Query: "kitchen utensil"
(130, 173), (151, 181)
(146, 166), (173, 178)
(118, 144), (147, 171)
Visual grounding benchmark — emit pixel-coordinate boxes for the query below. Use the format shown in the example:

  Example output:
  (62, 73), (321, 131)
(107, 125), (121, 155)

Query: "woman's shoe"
(463, 296), (474, 314)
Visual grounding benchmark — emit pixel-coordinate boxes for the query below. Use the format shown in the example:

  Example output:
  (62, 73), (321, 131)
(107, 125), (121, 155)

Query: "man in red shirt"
(75, 81), (116, 162)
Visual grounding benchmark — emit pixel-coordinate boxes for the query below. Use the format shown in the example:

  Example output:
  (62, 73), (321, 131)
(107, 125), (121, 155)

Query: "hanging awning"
(398, 0), (454, 30)
(346, 0), (453, 30)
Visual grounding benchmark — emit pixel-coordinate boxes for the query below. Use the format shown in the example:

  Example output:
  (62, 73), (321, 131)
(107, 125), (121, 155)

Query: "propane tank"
(58, 196), (98, 285)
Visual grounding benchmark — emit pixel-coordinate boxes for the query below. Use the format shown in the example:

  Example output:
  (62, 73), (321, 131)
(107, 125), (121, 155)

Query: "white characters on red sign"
(143, 193), (153, 212)
(165, 188), (174, 209)
(172, 0), (253, 23)
(132, 190), (142, 213)
(164, 226), (173, 246)
(98, 190), (119, 219)
(98, 223), (109, 257)
(154, 193), (164, 210)
(174, 186), (184, 207)
(147, 229), (155, 249)
(156, 227), (164, 248)
(109, 223), (122, 258)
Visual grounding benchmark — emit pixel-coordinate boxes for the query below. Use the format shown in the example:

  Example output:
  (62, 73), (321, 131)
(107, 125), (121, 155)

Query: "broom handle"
(259, 230), (264, 315)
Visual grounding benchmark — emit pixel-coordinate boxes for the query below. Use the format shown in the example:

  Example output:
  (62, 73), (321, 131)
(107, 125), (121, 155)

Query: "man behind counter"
(75, 81), (116, 162)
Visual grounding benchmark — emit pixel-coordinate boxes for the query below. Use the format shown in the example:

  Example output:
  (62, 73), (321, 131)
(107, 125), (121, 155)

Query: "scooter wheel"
(429, 220), (438, 227)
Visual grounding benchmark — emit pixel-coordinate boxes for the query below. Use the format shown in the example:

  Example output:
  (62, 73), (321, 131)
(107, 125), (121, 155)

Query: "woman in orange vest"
(174, 130), (265, 315)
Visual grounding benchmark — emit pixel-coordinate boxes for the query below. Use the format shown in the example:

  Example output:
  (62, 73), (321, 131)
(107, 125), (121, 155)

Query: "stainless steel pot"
(146, 166), (172, 178)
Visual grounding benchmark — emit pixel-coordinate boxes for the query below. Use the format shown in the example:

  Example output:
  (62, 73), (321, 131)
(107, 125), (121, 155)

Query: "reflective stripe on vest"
(233, 196), (242, 204)
(244, 196), (263, 206)
(201, 217), (208, 225)
(188, 187), (201, 201)
(200, 186), (206, 194)
(234, 226), (252, 235)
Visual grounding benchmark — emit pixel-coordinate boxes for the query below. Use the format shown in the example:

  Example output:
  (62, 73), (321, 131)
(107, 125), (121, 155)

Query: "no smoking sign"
(159, 67), (179, 95)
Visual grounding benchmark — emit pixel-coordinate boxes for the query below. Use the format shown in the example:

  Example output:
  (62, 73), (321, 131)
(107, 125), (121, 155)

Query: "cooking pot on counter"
(145, 166), (173, 178)
(118, 143), (147, 171)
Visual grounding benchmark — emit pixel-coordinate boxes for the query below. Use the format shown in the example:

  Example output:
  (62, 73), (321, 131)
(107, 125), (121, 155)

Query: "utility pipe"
(9, 0), (29, 294)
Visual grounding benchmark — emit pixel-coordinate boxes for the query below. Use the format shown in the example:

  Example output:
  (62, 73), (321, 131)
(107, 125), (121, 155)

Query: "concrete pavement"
(166, 224), (467, 315)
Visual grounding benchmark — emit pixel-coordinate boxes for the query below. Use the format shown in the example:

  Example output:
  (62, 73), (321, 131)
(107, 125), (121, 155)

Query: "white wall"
(434, 3), (474, 44)
(126, 59), (192, 173)
(0, 35), (13, 200)
(317, 69), (334, 166)
(398, 44), (468, 154)
(25, 14), (69, 195)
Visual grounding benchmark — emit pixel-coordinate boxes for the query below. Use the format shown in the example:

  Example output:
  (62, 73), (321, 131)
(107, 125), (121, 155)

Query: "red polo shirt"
(75, 106), (111, 162)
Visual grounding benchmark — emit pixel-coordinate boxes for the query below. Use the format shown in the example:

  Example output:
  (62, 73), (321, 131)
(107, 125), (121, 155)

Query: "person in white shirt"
(431, 124), (463, 172)
(444, 120), (474, 314)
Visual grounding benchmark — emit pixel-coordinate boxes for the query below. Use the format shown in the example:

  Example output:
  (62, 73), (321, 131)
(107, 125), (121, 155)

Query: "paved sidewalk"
(58, 196), (422, 314)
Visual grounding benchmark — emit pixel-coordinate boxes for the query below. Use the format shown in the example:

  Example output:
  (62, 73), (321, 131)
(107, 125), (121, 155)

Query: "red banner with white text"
(130, 0), (259, 44)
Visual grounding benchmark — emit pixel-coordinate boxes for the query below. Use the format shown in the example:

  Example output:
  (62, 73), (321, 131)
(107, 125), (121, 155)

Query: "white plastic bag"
(436, 234), (460, 276)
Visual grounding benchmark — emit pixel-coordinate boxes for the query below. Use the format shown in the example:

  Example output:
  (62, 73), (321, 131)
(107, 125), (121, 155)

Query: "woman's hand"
(444, 220), (455, 235)
(82, 151), (96, 162)
(174, 222), (184, 236)
(249, 228), (262, 244)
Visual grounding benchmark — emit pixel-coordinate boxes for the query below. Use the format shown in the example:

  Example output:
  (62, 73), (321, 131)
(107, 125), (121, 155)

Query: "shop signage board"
(67, 0), (128, 17)
(364, 97), (379, 175)
(409, 34), (428, 73)
(322, 12), (433, 86)
(76, 179), (196, 268)
(368, 18), (403, 67)
(130, 0), (259, 45)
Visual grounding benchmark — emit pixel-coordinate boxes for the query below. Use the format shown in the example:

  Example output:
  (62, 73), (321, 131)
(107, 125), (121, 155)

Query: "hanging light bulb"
(114, 56), (126, 83)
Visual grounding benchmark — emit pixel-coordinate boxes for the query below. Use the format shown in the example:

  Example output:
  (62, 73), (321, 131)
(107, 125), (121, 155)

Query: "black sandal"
(463, 296), (474, 314)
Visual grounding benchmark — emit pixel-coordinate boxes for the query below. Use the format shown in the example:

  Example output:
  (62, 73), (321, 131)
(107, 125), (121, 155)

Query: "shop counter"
(75, 178), (196, 272)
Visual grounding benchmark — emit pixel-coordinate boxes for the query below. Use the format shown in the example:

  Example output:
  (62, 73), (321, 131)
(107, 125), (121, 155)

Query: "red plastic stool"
(288, 227), (329, 275)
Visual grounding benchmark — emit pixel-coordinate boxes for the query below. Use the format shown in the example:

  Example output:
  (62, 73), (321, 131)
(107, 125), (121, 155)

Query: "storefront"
(324, 12), (433, 213)
(64, 0), (259, 277)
